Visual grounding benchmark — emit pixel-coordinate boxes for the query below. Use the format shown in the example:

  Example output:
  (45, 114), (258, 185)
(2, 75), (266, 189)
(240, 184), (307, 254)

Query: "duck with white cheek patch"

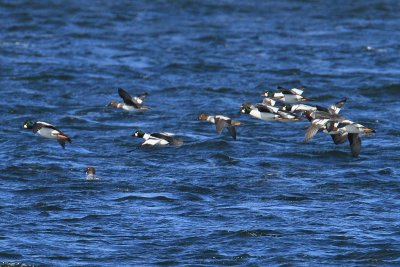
(132, 130), (183, 147)
(23, 120), (72, 149)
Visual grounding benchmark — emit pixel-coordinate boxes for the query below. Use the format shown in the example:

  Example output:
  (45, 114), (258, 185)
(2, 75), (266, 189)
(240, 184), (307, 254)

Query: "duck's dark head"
(198, 113), (209, 121)
(86, 166), (95, 175)
(261, 91), (273, 97)
(282, 104), (292, 111)
(240, 102), (253, 114)
(133, 130), (145, 138)
(304, 110), (314, 121)
(23, 120), (35, 129)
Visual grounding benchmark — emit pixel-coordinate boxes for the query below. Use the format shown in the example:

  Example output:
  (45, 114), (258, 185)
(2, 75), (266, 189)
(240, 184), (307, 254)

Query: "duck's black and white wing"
(32, 121), (59, 134)
(133, 92), (148, 104)
(150, 133), (175, 144)
(328, 97), (348, 115)
(277, 86), (304, 95)
(118, 88), (141, 108)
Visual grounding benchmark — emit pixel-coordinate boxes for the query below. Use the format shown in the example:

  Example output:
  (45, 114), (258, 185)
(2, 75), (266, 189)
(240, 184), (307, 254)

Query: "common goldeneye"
(240, 102), (299, 121)
(132, 130), (183, 146)
(108, 88), (150, 111)
(23, 120), (71, 149)
(262, 86), (313, 103)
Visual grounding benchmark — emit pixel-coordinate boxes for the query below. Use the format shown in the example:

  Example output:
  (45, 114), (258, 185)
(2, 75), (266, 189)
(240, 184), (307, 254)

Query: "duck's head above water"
(86, 166), (95, 175)
(23, 120), (35, 129)
(198, 113), (209, 121)
(107, 101), (119, 108)
(133, 130), (145, 138)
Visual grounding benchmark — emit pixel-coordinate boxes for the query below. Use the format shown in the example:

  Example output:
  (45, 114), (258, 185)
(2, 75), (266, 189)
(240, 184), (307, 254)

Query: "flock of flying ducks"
(22, 86), (375, 179)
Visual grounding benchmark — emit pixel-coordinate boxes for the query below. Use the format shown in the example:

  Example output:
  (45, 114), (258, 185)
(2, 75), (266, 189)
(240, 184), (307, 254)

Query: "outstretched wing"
(329, 97), (347, 114)
(134, 92), (148, 104)
(348, 133), (361, 157)
(214, 117), (227, 134)
(118, 88), (140, 108)
(304, 124), (320, 142)
(227, 126), (237, 140)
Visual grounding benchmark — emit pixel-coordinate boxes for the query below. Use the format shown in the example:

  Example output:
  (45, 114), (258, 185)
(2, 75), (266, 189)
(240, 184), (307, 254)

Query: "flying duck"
(23, 120), (71, 149)
(108, 88), (150, 111)
(240, 102), (286, 121)
(132, 130), (183, 146)
(262, 86), (313, 103)
(198, 113), (241, 140)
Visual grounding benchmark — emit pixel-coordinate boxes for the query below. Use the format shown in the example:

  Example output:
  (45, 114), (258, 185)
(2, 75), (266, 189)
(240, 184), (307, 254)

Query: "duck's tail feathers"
(57, 134), (72, 143)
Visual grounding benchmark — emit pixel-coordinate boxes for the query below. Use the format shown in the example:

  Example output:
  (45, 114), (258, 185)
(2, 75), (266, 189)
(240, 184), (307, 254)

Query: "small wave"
(205, 87), (238, 93)
(176, 185), (214, 195)
(275, 194), (311, 202)
(34, 202), (64, 211)
(13, 74), (74, 81)
(358, 84), (400, 97)
(219, 229), (283, 237)
(114, 194), (176, 202)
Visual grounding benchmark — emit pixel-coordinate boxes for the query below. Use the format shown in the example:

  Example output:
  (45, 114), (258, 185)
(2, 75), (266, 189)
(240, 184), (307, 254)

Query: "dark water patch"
(275, 194), (311, 202)
(192, 35), (226, 45)
(358, 84), (400, 98)
(114, 195), (176, 202)
(334, 249), (400, 264)
(205, 87), (239, 94)
(211, 153), (240, 165)
(234, 229), (283, 238)
(34, 202), (64, 212)
(377, 167), (394, 176)
(176, 184), (214, 195)
(14, 187), (51, 195)
(0, 262), (31, 267)
(12, 74), (75, 81)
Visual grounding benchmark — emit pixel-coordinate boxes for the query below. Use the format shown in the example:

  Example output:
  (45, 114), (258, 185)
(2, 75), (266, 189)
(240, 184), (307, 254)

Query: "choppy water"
(1, 0), (400, 266)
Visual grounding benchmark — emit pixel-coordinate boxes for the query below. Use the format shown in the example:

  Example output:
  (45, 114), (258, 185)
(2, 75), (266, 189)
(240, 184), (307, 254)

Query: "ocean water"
(1, 0), (400, 266)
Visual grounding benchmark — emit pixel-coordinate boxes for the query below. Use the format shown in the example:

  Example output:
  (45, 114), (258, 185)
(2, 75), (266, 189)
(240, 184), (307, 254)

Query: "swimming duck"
(85, 166), (100, 180)
(262, 86), (313, 103)
(198, 113), (241, 140)
(132, 130), (183, 146)
(108, 88), (150, 111)
(23, 120), (71, 149)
